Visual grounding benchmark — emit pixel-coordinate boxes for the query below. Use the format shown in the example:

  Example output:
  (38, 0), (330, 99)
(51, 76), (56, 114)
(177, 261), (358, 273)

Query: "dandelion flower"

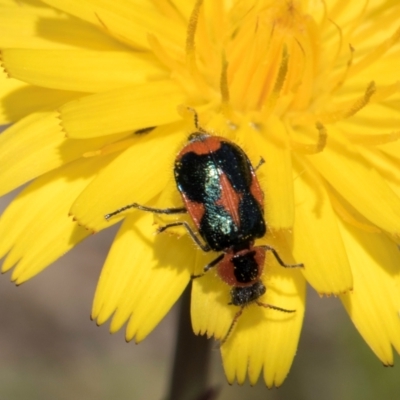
(1, 0), (400, 389)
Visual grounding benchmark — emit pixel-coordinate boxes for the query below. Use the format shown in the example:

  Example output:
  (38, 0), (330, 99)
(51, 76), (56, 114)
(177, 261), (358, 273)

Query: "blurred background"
(0, 190), (399, 400)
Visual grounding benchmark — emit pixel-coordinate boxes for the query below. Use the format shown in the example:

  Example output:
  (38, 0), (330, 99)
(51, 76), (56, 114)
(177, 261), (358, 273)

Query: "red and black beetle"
(105, 110), (303, 342)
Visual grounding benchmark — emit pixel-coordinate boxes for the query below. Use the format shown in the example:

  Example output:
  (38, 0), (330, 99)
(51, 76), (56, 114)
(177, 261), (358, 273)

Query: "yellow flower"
(1, 0), (400, 388)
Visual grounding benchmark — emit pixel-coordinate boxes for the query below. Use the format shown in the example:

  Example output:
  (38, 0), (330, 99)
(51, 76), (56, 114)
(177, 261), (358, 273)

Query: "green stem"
(165, 284), (218, 400)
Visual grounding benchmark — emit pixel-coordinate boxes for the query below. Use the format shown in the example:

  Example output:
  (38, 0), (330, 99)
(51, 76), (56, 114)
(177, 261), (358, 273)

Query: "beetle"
(105, 109), (303, 342)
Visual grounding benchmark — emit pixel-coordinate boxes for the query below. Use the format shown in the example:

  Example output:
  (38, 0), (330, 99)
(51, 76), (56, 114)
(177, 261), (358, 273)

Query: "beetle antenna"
(186, 106), (208, 134)
(255, 301), (296, 313)
(220, 307), (244, 346)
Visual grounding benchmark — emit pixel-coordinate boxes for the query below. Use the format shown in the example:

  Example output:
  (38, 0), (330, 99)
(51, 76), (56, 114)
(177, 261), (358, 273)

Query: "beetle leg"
(192, 253), (224, 278)
(192, 254), (225, 285)
(105, 203), (187, 220)
(260, 245), (304, 268)
(157, 221), (210, 252)
(203, 253), (224, 272)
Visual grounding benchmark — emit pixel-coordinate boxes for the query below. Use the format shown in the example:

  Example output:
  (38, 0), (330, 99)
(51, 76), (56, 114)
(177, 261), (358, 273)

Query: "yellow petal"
(0, 155), (118, 283)
(0, 71), (83, 124)
(221, 256), (305, 387)
(170, 1), (192, 20)
(359, 146), (400, 198)
(345, 53), (400, 90)
(339, 101), (400, 134)
(308, 129), (400, 237)
(41, 0), (185, 50)
(379, 138), (400, 162)
(191, 253), (235, 339)
(70, 126), (186, 232)
(192, 230), (305, 387)
(0, 111), (131, 196)
(0, 5), (125, 50)
(339, 221), (400, 365)
(1, 49), (167, 93)
(92, 212), (192, 342)
(292, 156), (353, 294)
(250, 117), (294, 229)
(0, 74), (26, 124)
(59, 80), (186, 138)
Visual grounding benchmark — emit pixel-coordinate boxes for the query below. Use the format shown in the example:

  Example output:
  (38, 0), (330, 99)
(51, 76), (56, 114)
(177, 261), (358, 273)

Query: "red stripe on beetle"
(178, 135), (223, 156)
(216, 172), (243, 227)
(181, 194), (205, 229)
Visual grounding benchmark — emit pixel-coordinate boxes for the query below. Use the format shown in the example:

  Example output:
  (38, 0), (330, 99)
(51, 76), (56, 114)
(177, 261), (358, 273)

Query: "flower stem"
(166, 284), (219, 400)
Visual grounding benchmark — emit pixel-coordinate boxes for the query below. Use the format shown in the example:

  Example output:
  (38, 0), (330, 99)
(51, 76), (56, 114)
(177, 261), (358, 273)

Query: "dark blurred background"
(1, 190), (399, 400)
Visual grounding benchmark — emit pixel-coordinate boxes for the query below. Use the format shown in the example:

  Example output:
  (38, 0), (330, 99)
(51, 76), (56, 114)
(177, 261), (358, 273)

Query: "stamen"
(186, 0), (204, 71)
(290, 122), (327, 154)
(267, 45), (289, 110)
(371, 81), (400, 103)
(320, 16), (343, 86)
(220, 55), (230, 107)
(341, 81), (376, 119)
(290, 33), (315, 110)
(317, 81), (376, 124)
(331, 44), (354, 92)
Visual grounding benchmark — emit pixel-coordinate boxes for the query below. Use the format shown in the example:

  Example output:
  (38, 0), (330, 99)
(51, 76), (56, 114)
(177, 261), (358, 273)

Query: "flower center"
(163, 0), (400, 149)
(226, 1), (314, 115)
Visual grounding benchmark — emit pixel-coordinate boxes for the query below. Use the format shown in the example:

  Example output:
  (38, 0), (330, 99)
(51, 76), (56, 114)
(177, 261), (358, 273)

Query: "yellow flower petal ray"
(192, 231), (305, 386)
(2, 89), (82, 127)
(0, 4), (126, 50)
(70, 126), (186, 232)
(59, 80), (186, 138)
(326, 1), (365, 26)
(359, 146), (400, 198)
(41, 0), (185, 51)
(339, 220), (400, 366)
(344, 53), (400, 89)
(0, 72), (82, 124)
(245, 117), (295, 230)
(170, 0), (192, 20)
(0, 154), (119, 283)
(308, 128), (400, 237)
(0, 111), (131, 197)
(191, 252), (234, 339)
(347, 4), (400, 47)
(0, 74), (24, 123)
(92, 181), (191, 325)
(92, 212), (192, 343)
(338, 102), (400, 134)
(1, 49), (167, 93)
(379, 136), (400, 162)
(291, 156), (353, 294)
(221, 258), (305, 387)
